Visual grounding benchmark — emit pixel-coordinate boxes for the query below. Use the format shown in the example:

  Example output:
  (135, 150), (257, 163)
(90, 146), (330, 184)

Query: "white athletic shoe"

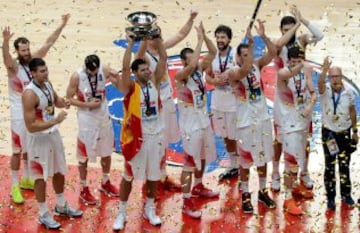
(300, 172), (314, 189)
(113, 211), (127, 231)
(38, 211), (61, 229)
(143, 205), (162, 226)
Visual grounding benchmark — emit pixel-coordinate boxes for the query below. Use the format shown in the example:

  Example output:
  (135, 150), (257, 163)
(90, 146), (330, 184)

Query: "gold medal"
(332, 114), (339, 121)
(46, 105), (55, 115)
(145, 108), (152, 116)
(250, 93), (256, 100)
(297, 96), (304, 105)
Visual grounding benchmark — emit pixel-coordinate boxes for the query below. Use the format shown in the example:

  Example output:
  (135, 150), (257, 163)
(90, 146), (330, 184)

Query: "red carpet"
(0, 154), (359, 233)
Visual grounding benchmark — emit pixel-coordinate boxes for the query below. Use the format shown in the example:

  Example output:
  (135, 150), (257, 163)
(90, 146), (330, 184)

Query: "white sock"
(23, 160), (30, 178)
(56, 193), (67, 207)
(145, 198), (155, 208)
(11, 170), (19, 186)
(81, 179), (87, 188)
(259, 177), (267, 190)
(38, 202), (48, 216)
(285, 189), (292, 199)
(102, 173), (109, 184)
(194, 178), (202, 186)
(183, 193), (191, 199)
(119, 201), (127, 212)
(229, 152), (239, 169)
(272, 161), (280, 174)
(241, 181), (249, 193)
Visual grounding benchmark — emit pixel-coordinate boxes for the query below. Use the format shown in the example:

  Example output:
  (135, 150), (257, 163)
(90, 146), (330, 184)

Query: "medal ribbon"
(191, 70), (205, 99)
(218, 47), (231, 73)
(331, 89), (342, 115)
(292, 72), (303, 99)
(21, 63), (32, 81)
(87, 73), (98, 98)
(141, 82), (151, 114)
(32, 81), (53, 106)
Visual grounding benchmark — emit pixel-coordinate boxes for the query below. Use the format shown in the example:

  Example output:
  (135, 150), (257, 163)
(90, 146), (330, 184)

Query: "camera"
(126, 11), (160, 41)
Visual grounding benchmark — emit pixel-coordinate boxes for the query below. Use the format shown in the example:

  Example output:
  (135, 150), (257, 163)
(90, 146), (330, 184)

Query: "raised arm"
(274, 17), (301, 50)
(200, 23), (216, 71)
(32, 14), (70, 58)
(318, 56), (331, 95)
(103, 65), (121, 87)
(163, 10), (198, 49)
(277, 61), (304, 82)
(175, 23), (204, 82)
(116, 31), (136, 94)
(22, 89), (67, 133)
(2, 27), (17, 77)
(305, 66), (317, 105)
(254, 20), (277, 69)
(229, 28), (254, 82)
(152, 34), (167, 87)
(291, 5), (324, 46)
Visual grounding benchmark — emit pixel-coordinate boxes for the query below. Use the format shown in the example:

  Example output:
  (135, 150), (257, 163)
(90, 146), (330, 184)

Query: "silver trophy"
(126, 11), (159, 41)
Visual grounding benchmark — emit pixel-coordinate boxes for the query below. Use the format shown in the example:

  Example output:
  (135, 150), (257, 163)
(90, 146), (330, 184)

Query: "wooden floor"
(0, 0), (360, 161)
(0, 154), (360, 233)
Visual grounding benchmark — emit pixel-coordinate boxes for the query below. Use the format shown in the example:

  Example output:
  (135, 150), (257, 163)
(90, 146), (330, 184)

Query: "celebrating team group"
(2, 5), (359, 231)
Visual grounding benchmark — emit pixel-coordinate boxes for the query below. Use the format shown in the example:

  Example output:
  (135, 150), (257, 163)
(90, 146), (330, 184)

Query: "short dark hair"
(85, 54), (100, 71)
(214, 25), (232, 40)
(180, 48), (194, 60)
(131, 58), (147, 72)
(29, 58), (46, 72)
(280, 16), (297, 28)
(236, 43), (249, 56)
(14, 37), (30, 50)
(287, 46), (305, 60)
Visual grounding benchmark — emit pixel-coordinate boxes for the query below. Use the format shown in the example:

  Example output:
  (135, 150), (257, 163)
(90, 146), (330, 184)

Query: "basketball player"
(272, 5), (324, 192)
(66, 55), (121, 205)
(22, 58), (82, 229)
(2, 14), (70, 204)
(112, 28), (167, 230)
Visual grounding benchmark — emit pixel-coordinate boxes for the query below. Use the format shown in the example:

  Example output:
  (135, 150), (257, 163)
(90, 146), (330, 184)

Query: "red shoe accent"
(292, 183), (314, 199)
(80, 186), (97, 205)
(283, 198), (303, 215)
(162, 176), (182, 192)
(182, 198), (201, 219)
(191, 183), (219, 198)
(100, 180), (120, 197)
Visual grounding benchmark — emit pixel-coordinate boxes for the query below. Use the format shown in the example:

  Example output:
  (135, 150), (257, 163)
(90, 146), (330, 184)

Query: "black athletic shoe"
(242, 192), (253, 214)
(219, 168), (239, 181)
(258, 189), (276, 209)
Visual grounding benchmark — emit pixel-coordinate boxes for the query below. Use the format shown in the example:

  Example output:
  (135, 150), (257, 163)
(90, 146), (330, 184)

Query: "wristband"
(353, 128), (358, 134)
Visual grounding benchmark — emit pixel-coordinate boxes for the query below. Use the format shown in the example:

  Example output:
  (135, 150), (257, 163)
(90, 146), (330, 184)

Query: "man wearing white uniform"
(318, 57), (358, 211)
(2, 14), (70, 204)
(22, 58), (82, 229)
(66, 55), (120, 205)
(226, 21), (277, 214)
(272, 5), (324, 191)
(205, 24), (239, 181)
(175, 22), (218, 219)
(112, 29), (167, 231)
(275, 47), (317, 215)
(136, 10), (198, 191)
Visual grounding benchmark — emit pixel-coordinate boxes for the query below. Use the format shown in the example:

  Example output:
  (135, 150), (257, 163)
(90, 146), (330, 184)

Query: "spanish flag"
(120, 82), (143, 161)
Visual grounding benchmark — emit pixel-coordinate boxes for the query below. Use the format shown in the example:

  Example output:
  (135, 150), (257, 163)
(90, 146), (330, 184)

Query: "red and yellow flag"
(120, 82), (143, 161)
